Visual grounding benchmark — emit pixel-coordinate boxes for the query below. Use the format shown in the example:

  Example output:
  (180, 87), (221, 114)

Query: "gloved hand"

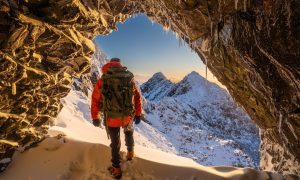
(134, 116), (141, 125)
(93, 119), (101, 127)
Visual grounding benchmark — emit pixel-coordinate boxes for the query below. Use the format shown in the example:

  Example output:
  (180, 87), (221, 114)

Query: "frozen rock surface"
(0, 0), (299, 176)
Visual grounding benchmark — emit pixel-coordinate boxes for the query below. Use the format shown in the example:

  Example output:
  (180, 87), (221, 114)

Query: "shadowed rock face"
(0, 0), (299, 175)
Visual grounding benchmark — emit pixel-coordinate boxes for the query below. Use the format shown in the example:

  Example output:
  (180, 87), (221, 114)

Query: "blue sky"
(95, 14), (218, 84)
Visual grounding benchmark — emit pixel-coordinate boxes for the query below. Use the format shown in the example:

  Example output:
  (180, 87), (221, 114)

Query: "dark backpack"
(101, 67), (135, 121)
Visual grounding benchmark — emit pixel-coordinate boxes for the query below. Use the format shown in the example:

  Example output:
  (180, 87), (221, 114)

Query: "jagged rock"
(73, 42), (107, 96)
(0, 0), (299, 176)
(141, 72), (174, 101)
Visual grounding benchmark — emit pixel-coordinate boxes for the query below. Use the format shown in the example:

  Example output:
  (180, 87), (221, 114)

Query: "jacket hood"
(102, 61), (123, 73)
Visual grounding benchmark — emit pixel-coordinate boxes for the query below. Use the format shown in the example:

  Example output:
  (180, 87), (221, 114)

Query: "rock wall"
(0, 0), (299, 176)
(0, 0), (132, 171)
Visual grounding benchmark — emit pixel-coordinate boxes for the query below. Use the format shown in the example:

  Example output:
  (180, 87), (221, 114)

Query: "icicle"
(235, 0), (239, 10)
(243, 0), (247, 12)
(163, 25), (169, 32)
(205, 58), (209, 92)
(179, 37), (182, 47)
(12, 83), (16, 95)
(190, 39), (194, 53)
(205, 59), (208, 81)
(163, 18), (170, 33)
(209, 21), (213, 54)
(175, 32), (178, 39)
(178, 33), (182, 47)
(151, 19), (154, 25)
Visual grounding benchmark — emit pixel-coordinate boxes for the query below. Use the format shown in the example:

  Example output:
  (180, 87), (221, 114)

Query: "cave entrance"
(54, 14), (260, 169)
(1, 0), (299, 176)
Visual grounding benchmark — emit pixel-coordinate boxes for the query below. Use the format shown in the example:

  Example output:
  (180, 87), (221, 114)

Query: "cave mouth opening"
(1, 0), (299, 176)
(63, 13), (261, 169)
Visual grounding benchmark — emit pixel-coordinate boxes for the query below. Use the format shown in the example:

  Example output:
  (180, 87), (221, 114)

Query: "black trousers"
(108, 126), (134, 167)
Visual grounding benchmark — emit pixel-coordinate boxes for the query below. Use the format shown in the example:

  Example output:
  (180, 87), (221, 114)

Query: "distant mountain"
(140, 72), (173, 101)
(139, 71), (260, 168)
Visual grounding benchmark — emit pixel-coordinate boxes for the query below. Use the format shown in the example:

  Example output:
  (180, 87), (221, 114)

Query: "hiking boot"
(126, 151), (134, 161)
(108, 166), (122, 179)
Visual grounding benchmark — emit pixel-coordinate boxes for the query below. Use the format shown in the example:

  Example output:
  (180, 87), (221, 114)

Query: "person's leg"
(124, 123), (134, 160)
(108, 127), (121, 167)
(124, 124), (134, 151)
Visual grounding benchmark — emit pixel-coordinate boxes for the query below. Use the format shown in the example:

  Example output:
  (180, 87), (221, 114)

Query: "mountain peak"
(187, 71), (201, 77)
(182, 71), (206, 83)
(140, 72), (173, 101)
(151, 72), (167, 80)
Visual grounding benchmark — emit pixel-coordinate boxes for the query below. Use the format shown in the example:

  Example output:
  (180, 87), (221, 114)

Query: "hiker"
(91, 58), (142, 179)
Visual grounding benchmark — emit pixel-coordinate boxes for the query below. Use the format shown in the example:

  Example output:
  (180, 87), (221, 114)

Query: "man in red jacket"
(91, 58), (142, 179)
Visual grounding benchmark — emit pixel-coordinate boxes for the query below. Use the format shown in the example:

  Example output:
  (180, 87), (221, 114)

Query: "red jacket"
(91, 61), (142, 127)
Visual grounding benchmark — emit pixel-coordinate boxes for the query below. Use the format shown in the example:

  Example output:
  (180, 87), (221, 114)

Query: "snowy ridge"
(140, 72), (174, 101)
(141, 71), (260, 168)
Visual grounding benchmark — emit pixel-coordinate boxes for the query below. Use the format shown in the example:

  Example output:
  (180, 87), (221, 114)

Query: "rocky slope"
(72, 42), (107, 97)
(0, 0), (299, 175)
(141, 72), (173, 101)
(141, 72), (260, 168)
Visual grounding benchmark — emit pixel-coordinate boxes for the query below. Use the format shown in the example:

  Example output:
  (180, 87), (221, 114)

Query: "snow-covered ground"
(52, 89), (175, 152)
(0, 88), (282, 180)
